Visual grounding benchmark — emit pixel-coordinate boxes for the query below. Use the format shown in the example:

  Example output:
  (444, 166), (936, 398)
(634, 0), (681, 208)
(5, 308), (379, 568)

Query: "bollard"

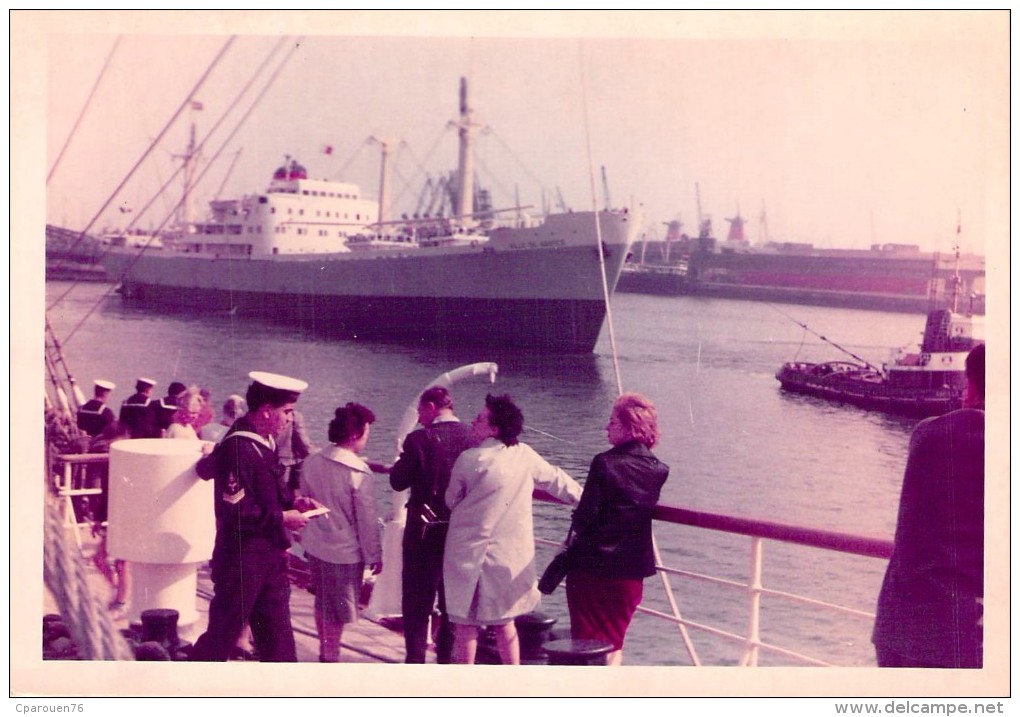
(543, 638), (615, 666)
(140, 609), (180, 650)
(475, 612), (558, 664)
(107, 439), (215, 626)
(515, 612), (557, 665)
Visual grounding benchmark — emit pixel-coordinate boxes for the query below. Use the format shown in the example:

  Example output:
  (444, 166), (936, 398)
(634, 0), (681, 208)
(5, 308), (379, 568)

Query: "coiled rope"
(42, 500), (135, 660)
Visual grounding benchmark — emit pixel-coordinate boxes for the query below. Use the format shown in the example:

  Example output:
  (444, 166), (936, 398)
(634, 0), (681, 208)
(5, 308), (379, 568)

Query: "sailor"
(151, 381), (187, 438)
(190, 371), (313, 662)
(118, 377), (157, 438)
(76, 380), (116, 437)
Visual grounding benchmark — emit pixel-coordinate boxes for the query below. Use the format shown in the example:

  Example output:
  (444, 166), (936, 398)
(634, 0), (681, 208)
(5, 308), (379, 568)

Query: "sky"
(29, 10), (1008, 256)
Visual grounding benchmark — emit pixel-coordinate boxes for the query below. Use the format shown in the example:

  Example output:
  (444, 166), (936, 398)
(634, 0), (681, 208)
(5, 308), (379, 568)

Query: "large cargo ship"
(100, 79), (639, 353)
(619, 214), (986, 314)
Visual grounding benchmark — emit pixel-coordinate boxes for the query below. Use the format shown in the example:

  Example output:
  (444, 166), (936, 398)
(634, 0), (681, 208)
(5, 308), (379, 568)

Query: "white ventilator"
(363, 362), (498, 620)
(107, 438), (215, 625)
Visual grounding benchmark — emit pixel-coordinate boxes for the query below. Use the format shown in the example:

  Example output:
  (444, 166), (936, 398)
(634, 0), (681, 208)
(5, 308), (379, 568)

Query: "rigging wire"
(767, 303), (879, 371)
(47, 35), (122, 186)
(578, 41), (701, 666)
(385, 128), (452, 214)
(48, 35), (238, 310)
(47, 35), (284, 314)
(578, 43), (623, 397)
(58, 37), (303, 347)
(488, 130), (556, 204)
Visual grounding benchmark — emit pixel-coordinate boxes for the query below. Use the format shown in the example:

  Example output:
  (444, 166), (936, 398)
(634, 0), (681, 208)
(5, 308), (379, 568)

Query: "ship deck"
(43, 530), (414, 665)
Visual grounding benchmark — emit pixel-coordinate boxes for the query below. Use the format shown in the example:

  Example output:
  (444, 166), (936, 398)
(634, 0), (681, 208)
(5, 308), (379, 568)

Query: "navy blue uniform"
(389, 418), (474, 663)
(118, 393), (156, 438)
(190, 416), (298, 662)
(76, 399), (114, 437)
(150, 396), (178, 436)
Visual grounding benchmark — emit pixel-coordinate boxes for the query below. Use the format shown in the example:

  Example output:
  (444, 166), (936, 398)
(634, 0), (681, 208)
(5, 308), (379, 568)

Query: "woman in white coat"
(443, 394), (582, 664)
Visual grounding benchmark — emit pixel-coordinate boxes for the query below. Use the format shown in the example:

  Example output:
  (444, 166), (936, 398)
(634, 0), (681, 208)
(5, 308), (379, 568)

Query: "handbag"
(537, 550), (573, 595)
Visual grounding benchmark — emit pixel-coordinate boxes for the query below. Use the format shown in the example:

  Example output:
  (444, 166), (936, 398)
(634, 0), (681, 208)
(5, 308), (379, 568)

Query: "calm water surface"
(46, 282), (926, 666)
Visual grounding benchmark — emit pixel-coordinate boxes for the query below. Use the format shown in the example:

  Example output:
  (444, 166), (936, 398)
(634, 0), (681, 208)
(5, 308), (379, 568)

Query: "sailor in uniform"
(151, 381), (187, 438)
(118, 377), (157, 438)
(76, 379), (116, 437)
(190, 371), (314, 662)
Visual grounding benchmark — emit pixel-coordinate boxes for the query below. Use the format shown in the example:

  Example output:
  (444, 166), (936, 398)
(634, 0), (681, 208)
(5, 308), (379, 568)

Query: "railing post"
(740, 536), (764, 667)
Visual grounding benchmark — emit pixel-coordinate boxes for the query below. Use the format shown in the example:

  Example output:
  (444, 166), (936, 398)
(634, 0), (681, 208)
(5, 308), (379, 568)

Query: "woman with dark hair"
(564, 392), (670, 666)
(299, 402), (384, 662)
(443, 394), (582, 664)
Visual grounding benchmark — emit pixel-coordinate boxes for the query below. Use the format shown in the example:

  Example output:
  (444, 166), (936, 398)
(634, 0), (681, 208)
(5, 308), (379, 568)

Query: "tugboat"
(775, 240), (984, 418)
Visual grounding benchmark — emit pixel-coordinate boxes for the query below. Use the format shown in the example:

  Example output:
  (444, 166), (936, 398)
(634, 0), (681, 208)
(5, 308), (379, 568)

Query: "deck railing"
(535, 496), (893, 667)
(49, 453), (894, 666)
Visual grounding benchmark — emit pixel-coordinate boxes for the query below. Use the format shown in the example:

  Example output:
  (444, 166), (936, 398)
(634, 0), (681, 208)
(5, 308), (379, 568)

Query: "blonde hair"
(613, 392), (659, 448)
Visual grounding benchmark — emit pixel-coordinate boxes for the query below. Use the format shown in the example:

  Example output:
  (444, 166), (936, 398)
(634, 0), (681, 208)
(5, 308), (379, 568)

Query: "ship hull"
(103, 211), (637, 353)
(119, 282), (609, 352)
(619, 245), (986, 315)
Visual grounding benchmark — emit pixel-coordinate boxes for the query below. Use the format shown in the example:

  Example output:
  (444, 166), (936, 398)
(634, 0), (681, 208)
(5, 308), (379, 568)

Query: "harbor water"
(45, 281), (926, 667)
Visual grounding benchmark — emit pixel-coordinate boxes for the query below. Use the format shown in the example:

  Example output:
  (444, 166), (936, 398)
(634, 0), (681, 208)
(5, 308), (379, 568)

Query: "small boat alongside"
(776, 301), (983, 418)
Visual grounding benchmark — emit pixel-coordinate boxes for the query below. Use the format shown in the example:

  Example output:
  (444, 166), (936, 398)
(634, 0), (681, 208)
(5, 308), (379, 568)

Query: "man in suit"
(872, 343), (985, 668)
(389, 386), (474, 663)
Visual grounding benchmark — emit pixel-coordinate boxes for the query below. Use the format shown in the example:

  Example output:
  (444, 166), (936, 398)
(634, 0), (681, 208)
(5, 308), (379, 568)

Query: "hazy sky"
(32, 11), (1009, 255)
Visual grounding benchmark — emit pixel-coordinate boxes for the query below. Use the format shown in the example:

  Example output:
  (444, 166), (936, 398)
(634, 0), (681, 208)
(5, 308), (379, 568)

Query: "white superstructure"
(181, 159), (379, 257)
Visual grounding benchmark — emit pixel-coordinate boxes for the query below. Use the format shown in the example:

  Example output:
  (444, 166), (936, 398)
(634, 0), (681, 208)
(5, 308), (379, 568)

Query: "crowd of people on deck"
(55, 341), (985, 668)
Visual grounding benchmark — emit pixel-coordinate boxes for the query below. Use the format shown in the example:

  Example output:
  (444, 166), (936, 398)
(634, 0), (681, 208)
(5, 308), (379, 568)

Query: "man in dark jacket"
(151, 381), (187, 437)
(872, 343), (985, 668)
(190, 371), (312, 662)
(389, 385), (474, 663)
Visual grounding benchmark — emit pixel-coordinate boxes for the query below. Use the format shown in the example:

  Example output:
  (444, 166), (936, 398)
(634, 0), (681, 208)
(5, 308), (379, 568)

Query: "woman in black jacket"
(565, 393), (669, 666)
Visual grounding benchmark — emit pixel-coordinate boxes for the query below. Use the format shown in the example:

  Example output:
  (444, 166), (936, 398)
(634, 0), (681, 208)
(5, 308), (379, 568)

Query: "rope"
(576, 41), (701, 666)
(58, 37), (303, 347)
(577, 43), (623, 396)
(42, 501), (135, 660)
(48, 36), (238, 310)
(47, 36), (122, 186)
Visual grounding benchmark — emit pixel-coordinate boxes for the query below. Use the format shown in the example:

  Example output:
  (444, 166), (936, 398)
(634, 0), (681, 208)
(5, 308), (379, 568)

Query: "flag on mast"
(190, 100), (204, 111)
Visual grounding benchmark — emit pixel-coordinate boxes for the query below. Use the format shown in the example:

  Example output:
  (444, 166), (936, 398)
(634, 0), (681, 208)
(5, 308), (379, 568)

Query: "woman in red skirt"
(565, 393), (669, 665)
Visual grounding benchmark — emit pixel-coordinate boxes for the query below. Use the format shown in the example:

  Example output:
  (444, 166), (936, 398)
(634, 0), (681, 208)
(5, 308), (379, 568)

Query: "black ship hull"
(119, 281), (609, 353)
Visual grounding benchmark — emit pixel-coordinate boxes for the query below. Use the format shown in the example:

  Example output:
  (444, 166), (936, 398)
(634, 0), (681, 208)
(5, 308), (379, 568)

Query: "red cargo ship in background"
(619, 212), (985, 315)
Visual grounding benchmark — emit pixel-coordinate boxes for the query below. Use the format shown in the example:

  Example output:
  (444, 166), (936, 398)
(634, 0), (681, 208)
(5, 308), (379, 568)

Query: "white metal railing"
(535, 498), (893, 667)
(47, 453), (893, 666)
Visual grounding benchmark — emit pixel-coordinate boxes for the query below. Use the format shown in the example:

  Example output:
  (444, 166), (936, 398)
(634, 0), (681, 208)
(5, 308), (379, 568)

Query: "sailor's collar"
(322, 445), (371, 473)
(432, 414), (460, 424)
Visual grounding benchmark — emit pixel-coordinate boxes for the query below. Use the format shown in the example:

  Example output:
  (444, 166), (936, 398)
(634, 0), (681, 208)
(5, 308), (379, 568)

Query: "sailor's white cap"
(137, 377), (157, 387)
(248, 371), (308, 393)
(94, 379), (116, 391)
